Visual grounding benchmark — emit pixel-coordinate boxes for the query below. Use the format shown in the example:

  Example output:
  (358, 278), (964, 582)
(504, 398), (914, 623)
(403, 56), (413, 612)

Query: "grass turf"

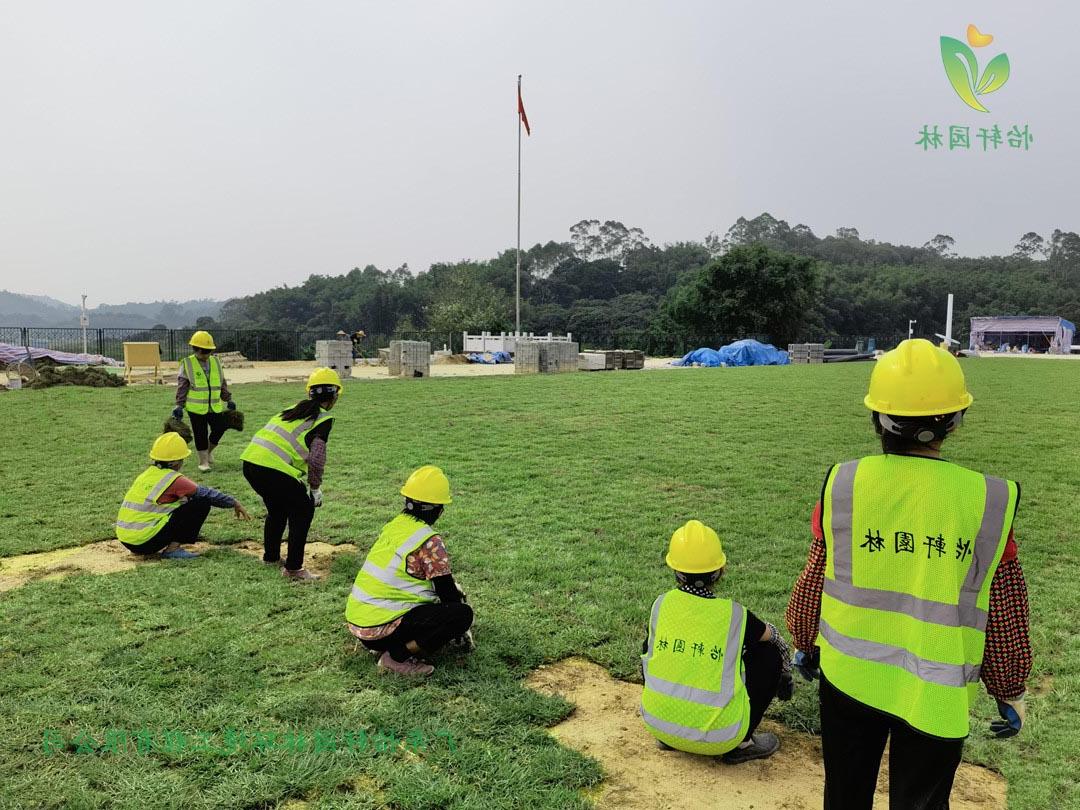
(0, 360), (1077, 808)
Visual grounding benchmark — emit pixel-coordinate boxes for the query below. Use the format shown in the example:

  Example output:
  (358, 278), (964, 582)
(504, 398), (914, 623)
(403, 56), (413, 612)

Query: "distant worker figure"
(786, 339), (1032, 809)
(345, 466), (474, 678)
(350, 330), (367, 359)
(172, 330), (236, 472)
(641, 520), (793, 763)
(240, 367), (342, 581)
(116, 432), (250, 559)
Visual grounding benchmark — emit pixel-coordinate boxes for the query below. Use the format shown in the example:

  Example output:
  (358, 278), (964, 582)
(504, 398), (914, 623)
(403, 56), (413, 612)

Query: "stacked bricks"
(787, 343), (825, 364)
(316, 339), (353, 375)
(386, 340), (430, 378)
(515, 341), (579, 374)
(578, 350), (644, 371)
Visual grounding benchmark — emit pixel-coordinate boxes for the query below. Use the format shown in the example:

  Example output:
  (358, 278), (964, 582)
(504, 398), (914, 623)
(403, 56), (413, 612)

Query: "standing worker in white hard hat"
(172, 330), (236, 472)
(641, 520), (794, 763)
(116, 432), (250, 559)
(345, 466), (474, 678)
(786, 339), (1032, 809)
(240, 368), (343, 581)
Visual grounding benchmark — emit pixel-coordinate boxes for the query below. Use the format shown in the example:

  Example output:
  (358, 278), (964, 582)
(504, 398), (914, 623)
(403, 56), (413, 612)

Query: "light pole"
(908, 319), (916, 340)
(80, 294), (89, 355)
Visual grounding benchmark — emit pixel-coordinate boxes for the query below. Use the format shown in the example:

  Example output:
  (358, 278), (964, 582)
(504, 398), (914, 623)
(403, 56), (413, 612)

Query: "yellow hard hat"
(189, 330), (216, 350)
(307, 367), (343, 393)
(665, 520), (726, 573)
(400, 465), (452, 504)
(864, 338), (973, 416)
(150, 432), (191, 461)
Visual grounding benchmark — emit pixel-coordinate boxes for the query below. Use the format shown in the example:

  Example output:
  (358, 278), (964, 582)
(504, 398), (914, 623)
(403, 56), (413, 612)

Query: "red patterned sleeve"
(785, 502), (827, 653)
(980, 556), (1032, 700)
(405, 534), (453, 581)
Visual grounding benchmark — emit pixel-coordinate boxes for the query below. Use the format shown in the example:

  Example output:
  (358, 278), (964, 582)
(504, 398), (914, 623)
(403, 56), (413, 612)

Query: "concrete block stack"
(788, 343), (825, 364)
(316, 339), (353, 376)
(622, 350), (645, 369)
(514, 341), (541, 374)
(578, 352), (610, 371)
(400, 340), (431, 378)
(515, 341), (580, 374)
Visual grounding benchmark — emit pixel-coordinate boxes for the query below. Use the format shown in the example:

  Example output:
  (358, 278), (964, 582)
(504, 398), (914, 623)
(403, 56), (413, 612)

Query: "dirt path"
(0, 540), (357, 592)
(525, 657), (1007, 810)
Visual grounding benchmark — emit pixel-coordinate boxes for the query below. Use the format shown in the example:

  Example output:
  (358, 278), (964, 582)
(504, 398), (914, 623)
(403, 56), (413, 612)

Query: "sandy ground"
(137, 358), (682, 385)
(0, 539), (357, 592)
(525, 657), (1007, 810)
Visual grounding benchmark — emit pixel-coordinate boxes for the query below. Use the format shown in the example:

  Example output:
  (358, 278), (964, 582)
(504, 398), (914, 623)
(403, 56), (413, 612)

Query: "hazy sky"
(1, 1), (1076, 305)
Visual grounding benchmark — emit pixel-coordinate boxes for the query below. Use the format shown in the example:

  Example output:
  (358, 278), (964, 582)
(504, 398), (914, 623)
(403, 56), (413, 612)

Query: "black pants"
(820, 674), (964, 810)
(742, 639), (783, 741)
(361, 603), (474, 662)
(121, 499), (211, 555)
(188, 410), (227, 451)
(242, 461), (314, 570)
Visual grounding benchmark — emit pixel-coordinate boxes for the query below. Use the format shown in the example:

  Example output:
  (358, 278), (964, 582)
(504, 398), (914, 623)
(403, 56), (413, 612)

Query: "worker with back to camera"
(172, 330), (235, 472)
(345, 465), (474, 678)
(641, 520), (794, 763)
(116, 432), (250, 559)
(240, 367), (342, 582)
(785, 338), (1032, 809)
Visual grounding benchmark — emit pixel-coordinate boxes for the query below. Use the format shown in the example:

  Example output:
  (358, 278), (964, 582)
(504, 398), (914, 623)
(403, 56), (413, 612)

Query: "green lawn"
(0, 360), (1076, 809)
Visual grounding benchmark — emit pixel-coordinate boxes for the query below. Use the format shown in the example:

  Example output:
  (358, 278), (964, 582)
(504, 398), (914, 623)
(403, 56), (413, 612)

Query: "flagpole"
(515, 74), (522, 337)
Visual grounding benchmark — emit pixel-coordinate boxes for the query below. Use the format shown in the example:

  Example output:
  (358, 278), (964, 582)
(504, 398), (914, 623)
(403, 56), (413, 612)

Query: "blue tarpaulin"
(673, 339), (790, 367)
(465, 351), (512, 364)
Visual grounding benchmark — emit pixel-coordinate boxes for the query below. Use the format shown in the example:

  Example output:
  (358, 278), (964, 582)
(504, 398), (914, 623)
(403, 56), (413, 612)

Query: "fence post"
(256, 334), (261, 361)
(295, 330), (301, 361)
(96, 329), (103, 356)
(20, 327), (28, 349)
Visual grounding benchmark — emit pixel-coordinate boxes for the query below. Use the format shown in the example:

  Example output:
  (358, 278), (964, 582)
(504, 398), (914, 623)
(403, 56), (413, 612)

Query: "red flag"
(518, 86), (531, 136)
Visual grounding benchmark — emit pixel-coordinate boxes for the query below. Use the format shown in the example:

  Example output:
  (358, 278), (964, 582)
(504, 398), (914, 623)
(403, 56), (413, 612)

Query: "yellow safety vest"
(115, 466), (183, 545)
(819, 454), (1018, 738)
(239, 412), (333, 480)
(640, 589), (751, 755)
(345, 514), (438, 627)
(182, 354), (224, 415)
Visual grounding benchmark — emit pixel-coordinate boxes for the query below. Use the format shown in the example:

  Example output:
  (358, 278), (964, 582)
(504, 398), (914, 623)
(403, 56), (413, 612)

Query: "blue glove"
(990, 699), (1024, 739)
(171, 406), (184, 420)
(227, 400), (237, 411)
(793, 650), (820, 682)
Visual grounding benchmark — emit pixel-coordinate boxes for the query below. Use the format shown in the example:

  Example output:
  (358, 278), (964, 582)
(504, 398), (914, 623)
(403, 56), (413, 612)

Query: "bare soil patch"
(525, 657), (1007, 810)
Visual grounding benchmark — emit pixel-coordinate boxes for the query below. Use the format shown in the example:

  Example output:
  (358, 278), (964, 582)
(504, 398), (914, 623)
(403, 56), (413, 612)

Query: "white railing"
(463, 331), (573, 354)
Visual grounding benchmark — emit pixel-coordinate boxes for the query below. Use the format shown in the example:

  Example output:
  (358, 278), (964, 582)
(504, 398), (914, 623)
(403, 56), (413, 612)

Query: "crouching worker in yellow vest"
(344, 466), (474, 678)
(116, 432), (250, 559)
(641, 520), (794, 763)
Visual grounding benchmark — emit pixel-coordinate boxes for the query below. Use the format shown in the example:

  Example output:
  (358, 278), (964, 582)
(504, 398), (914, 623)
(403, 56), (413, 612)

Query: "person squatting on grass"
(786, 339), (1033, 810)
(116, 432), (250, 559)
(172, 330), (236, 472)
(345, 465), (475, 678)
(641, 520), (794, 764)
(240, 367), (342, 582)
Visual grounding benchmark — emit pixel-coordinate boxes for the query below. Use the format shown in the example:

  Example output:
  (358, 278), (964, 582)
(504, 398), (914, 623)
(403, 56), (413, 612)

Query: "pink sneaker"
(281, 567), (319, 582)
(377, 652), (434, 678)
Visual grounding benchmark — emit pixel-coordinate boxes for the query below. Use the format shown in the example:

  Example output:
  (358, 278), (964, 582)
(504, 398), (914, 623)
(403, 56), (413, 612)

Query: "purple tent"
(968, 317), (1075, 354)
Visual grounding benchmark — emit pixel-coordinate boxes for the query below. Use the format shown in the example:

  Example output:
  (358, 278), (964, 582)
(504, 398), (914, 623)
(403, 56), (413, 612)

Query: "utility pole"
(908, 319), (916, 340)
(80, 294), (89, 355)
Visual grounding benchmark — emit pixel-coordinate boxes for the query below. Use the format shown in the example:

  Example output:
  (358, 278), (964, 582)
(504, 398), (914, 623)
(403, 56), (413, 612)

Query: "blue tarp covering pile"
(673, 339), (790, 368)
(465, 351), (512, 364)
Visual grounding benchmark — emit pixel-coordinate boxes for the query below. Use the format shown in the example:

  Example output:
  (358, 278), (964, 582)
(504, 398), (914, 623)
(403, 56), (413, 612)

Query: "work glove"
(226, 400), (237, 411)
(777, 671), (795, 701)
(171, 406), (184, 420)
(309, 488), (323, 508)
(793, 649), (820, 682)
(990, 698), (1025, 739)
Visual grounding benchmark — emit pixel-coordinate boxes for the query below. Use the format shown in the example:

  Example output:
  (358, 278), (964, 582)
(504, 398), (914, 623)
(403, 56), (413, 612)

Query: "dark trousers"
(122, 499), (211, 555)
(820, 674), (964, 810)
(242, 461), (314, 570)
(361, 603), (475, 662)
(742, 640), (783, 740)
(188, 410), (227, 451)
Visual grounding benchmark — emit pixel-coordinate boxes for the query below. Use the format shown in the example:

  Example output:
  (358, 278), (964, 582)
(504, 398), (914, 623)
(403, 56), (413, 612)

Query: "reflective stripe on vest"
(115, 467), (182, 544)
(240, 413), (331, 480)
(639, 590), (750, 755)
(345, 519), (438, 627)
(818, 455), (1017, 738)
(183, 355), (223, 414)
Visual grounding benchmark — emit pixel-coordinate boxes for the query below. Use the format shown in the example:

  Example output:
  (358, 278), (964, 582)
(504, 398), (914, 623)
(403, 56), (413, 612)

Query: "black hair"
(872, 411), (962, 454)
(280, 385), (338, 422)
(675, 568), (724, 589)
(403, 499), (444, 525)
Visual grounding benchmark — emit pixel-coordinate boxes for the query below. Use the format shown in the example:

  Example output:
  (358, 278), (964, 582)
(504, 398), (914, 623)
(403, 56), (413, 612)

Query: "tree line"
(206, 214), (1080, 354)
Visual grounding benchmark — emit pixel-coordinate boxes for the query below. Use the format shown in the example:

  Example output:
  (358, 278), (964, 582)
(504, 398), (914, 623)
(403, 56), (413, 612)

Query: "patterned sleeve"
(980, 557), (1032, 700)
(785, 502), (826, 653)
(405, 535), (453, 581)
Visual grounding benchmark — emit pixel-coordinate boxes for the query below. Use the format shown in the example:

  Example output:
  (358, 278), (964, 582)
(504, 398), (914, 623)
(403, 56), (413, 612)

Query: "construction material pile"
(578, 350), (645, 371)
(215, 351), (253, 368)
(28, 366), (126, 389)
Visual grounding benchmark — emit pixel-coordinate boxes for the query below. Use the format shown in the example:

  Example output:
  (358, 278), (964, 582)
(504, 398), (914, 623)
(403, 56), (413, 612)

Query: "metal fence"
(0, 327), (464, 363)
(579, 330), (913, 356)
